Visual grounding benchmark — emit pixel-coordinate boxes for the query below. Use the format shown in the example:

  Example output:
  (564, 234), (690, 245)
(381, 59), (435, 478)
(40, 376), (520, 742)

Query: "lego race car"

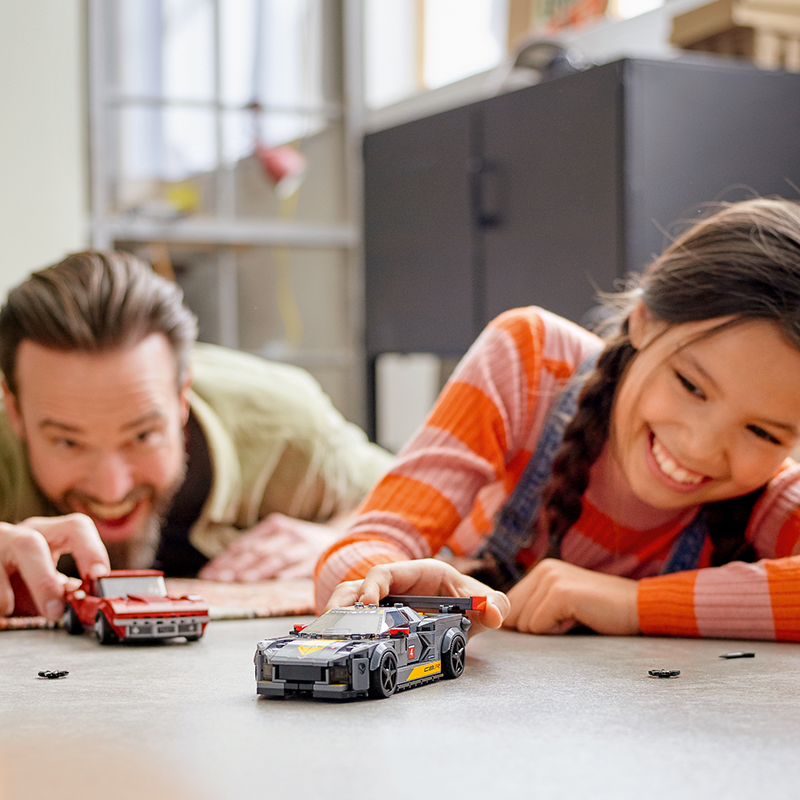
(254, 595), (485, 700)
(63, 569), (209, 644)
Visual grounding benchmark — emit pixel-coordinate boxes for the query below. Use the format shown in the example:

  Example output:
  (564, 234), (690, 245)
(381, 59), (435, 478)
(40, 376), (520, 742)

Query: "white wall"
(0, 0), (88, 300)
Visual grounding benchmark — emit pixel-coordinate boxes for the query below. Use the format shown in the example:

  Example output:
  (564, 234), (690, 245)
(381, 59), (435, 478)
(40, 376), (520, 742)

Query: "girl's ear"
(628, 300), (652, 350)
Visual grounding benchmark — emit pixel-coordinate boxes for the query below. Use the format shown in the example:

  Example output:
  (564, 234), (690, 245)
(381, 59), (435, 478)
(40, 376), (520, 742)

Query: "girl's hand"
(324, 558), (511, 635)
(504, 559), (640, 635)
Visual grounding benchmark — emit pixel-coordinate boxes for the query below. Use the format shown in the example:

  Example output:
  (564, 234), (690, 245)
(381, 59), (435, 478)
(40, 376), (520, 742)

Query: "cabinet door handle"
(469, 157), (504, 228)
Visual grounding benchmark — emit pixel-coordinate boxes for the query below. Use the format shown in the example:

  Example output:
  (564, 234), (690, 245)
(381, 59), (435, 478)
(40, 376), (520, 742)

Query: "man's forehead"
(13, 334), (183, 412)
(15, 334), (178, 378)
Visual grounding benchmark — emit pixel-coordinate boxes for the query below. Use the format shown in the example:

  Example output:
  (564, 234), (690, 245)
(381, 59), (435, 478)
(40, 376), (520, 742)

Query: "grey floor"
(2, 617), (800, 800)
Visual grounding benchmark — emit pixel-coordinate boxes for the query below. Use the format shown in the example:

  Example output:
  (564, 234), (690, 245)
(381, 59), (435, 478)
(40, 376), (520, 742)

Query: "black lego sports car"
(254, 595), (486, 700)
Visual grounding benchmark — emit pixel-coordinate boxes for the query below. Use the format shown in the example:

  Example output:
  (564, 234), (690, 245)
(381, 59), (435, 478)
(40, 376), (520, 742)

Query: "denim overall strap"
(660, 511), (708, 574)
(479, 351), (600, 588)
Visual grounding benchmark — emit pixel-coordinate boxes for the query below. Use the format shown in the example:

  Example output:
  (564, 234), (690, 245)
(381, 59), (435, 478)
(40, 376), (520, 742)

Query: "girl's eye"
(747, 425), (781, 445)
(675, 371), (704, 399)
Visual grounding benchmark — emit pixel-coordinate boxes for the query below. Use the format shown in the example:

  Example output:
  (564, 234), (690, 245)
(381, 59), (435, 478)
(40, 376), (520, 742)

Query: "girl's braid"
(702, 491), (760, 566)
(542, 331), (636, 559)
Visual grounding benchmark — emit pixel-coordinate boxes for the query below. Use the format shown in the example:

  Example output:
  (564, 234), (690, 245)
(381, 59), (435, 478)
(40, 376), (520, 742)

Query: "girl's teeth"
(651, 438), (705, 485)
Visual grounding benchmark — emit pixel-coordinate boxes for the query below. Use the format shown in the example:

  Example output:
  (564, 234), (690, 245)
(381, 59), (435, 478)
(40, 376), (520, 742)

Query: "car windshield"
(301, 608), (389, 637)
(97, 575), (168, 598)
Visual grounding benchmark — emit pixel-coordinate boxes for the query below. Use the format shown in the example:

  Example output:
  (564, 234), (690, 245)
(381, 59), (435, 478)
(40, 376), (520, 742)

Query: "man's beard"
(36, 454), (187, 571)
(97, 472), (185, 570)
(103, 510), (162, 570)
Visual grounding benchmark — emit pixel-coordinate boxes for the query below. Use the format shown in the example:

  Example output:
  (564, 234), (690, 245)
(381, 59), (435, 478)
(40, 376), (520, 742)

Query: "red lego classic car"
(63, 569), (209, 644)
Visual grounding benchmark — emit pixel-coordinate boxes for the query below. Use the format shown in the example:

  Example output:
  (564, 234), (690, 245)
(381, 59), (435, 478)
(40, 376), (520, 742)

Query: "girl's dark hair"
(0, 250), (198, 395)
(542, 197), (800, 567)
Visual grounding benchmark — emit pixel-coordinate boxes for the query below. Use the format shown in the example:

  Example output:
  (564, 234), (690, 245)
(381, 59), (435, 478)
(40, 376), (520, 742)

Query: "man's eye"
(748, 425), (781, 445)
(135, 429), (163, 445)
(675, 371), (704, 398)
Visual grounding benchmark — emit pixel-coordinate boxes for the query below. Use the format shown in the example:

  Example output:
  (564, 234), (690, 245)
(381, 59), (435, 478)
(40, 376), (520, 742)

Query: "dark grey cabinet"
(363, 56), (800, 433)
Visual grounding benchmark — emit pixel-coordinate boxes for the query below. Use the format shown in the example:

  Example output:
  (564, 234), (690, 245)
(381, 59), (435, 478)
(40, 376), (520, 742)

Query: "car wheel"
(369, 651), (398, 698)
(63, 604), (83, 635)
(94, 612), (118, 645)
(442, 632), (466, 679)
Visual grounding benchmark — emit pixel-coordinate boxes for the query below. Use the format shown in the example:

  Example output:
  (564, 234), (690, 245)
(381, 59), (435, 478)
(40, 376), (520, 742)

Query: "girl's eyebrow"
(677, 351), (717, 389)
(753, 415), (800, 437)
(764, 421), (800, 437)
(680, 352), (799, 436)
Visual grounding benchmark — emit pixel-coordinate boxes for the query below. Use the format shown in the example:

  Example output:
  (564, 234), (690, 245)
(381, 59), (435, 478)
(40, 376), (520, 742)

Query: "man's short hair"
(0, 250), (199, 394)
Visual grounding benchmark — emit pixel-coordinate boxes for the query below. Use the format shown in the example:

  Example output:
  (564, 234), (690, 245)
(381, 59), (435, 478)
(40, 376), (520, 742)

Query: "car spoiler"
(381, 596), (487, 613)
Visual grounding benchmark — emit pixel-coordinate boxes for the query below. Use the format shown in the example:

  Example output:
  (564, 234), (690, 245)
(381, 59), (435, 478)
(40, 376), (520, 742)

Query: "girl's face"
(611, 305), (800, 510)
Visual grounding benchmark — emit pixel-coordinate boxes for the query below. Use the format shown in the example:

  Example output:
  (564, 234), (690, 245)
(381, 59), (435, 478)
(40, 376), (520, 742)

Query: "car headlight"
(329, 662), (350, 683)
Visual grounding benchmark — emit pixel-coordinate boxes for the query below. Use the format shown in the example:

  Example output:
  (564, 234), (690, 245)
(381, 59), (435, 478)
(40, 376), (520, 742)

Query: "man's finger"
(0, 567), (16, 617)
(1, 527), (66, 620)
(277, 559), (318, 580)
(23, 514), (109, 579)
(200, 547), (271, 581)
(240, 552), (285, 581)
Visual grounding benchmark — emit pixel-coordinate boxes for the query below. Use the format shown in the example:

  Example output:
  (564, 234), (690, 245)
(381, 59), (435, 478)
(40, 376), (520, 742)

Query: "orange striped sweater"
(315, 307), (800, 640)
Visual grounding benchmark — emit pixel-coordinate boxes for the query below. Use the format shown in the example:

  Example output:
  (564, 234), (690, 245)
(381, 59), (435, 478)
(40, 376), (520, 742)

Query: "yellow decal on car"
(297, 640), (337, 656)
(406, 660), (441, 681)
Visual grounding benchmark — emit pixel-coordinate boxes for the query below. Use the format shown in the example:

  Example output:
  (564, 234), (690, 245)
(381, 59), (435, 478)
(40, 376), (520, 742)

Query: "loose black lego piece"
(648, 669), (680, 678)
(38, 670), (69, 679)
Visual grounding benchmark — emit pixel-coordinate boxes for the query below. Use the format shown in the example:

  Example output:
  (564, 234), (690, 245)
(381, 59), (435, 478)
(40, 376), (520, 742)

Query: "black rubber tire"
(64, 604), (84, 635)
(369, 651), (398, 698)
(442, 633), (466, 679)
(94, 612), (118, 645)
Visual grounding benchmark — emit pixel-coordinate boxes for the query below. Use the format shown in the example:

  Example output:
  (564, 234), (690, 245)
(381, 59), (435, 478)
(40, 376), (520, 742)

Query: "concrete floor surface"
(2, 617), (799, 799)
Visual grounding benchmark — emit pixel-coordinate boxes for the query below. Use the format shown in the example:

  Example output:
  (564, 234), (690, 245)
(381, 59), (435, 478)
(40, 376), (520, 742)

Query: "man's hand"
(325, 558), (510, 636)
(198, 513), (344, 582)
(0, 514), (110, 620)
(504, 559), (640, 635)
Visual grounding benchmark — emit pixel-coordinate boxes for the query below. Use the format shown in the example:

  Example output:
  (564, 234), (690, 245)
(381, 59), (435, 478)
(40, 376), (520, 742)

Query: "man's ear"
(628, 300), (652, 350)
(2, 380), (24, 439)
(178, 366), (192, 427)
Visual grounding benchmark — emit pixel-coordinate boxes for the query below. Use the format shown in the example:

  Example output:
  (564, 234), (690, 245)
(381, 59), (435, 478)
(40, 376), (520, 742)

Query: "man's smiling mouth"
(83, 497), (139, 521)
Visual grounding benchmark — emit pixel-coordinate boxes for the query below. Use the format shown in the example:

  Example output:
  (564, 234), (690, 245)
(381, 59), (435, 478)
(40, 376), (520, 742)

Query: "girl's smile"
(647, 431), (711, 491)
(611, 306), (800, 510)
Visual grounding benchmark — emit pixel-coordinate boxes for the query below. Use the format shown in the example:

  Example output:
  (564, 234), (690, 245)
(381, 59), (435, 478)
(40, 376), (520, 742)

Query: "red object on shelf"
(255, 143), (307, 197)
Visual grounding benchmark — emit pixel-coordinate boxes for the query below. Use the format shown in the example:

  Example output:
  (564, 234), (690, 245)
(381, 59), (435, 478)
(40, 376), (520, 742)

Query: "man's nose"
(83, 452), (136, 502)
